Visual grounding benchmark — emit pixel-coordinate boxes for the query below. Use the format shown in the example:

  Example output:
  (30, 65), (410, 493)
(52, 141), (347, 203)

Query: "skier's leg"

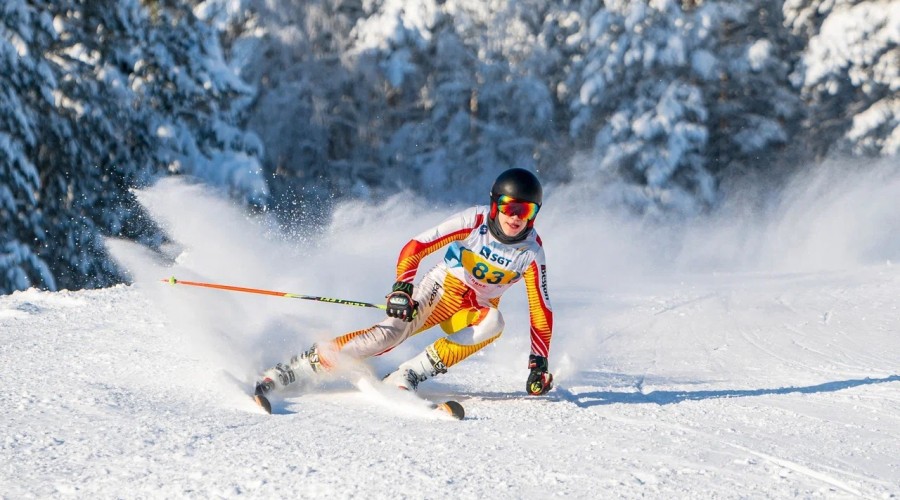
(256, 266), (453, 395)
(323, 267), (450, 361)
(384, 306), (505, 390)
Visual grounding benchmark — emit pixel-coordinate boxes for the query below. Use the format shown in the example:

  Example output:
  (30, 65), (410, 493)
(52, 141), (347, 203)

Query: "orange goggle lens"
(496, 195), (540, 221)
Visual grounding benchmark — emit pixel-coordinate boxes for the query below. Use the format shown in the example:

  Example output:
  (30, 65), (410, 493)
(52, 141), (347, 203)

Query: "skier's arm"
(395, 209), (482, 284)
(523, 247), (553, 395)
(523, 254), (553, 359)
(386, 209), (481, 322)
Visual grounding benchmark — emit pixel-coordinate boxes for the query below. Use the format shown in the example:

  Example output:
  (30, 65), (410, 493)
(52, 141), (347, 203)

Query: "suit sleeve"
(523, 244), (553, 358)
(395, 208), (484, 283)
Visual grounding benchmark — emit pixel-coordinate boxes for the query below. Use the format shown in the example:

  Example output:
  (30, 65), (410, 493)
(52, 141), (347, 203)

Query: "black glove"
(526, 354), (553, 395)
(386, 281), (418, 322)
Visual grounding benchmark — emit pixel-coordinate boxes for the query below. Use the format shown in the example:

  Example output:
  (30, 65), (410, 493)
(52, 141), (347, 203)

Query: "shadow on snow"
(550, 374), (900, 408)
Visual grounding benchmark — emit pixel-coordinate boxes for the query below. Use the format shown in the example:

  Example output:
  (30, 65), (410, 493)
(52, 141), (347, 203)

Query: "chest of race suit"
(442, 222), (543, 300)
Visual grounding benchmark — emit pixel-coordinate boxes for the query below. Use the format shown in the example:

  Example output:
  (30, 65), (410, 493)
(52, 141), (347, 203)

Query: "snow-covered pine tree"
(558, 0), (811, 215)
(34, 0), (168, 290)
(564, 0), (715, 215)
(2, 0), (267, 293)
(701, 0), (804, 182)
(136, 1), (268, 208)
(203, 0), (374, 227)
(0, 0), (56, 293)
(354, 0), (556, 204)
(785, 0), (899, 157)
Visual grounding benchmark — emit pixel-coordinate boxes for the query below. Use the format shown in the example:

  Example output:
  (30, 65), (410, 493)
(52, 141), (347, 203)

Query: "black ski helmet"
(487, 168), (543, 242)
(490, 168), (543, 207)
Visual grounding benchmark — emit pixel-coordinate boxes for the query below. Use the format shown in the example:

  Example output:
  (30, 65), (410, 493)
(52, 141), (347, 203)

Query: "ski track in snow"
(2, 263), (899, 498)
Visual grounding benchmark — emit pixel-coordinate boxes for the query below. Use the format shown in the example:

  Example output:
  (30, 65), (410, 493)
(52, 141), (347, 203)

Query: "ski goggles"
(496, 195), (540, 221)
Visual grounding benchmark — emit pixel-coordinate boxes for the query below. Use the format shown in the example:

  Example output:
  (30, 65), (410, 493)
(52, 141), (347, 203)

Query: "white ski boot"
(257, 345), (325, 393)
(253, 345), (328, 414)
(383, 347), (447, 391)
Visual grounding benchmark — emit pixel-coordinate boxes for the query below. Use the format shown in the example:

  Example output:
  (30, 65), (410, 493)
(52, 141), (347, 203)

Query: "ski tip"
(435, 400), (465, 420)
(253, 394), (272, 414)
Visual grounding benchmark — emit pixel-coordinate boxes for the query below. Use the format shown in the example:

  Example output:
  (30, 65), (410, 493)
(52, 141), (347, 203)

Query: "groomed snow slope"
(2, 176), (899, 498)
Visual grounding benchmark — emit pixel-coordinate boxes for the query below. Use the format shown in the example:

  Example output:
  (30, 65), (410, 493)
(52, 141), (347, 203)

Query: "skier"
(254, 168), (554, 402)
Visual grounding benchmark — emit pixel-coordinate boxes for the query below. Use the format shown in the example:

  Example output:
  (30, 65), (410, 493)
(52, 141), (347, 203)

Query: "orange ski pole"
(161, 277), (387, 310)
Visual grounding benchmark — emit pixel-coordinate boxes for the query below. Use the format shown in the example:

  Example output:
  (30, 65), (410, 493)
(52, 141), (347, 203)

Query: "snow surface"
(3, 174), (900, 498)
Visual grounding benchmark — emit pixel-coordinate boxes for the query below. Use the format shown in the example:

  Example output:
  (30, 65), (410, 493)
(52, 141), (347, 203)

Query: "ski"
(253, 378), (275, 414)
(249, 366), (465, 419)
(357, 375), (466, 420)
(251, 389), (463, 419)
(253, 393), (272, 414)
(432, 400), (465, 420)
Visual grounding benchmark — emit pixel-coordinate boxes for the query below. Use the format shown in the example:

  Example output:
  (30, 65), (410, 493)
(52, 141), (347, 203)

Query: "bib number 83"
(472, 262), (519, 285)
(460, 249), (520, 285)
(472, 262), (501, 284)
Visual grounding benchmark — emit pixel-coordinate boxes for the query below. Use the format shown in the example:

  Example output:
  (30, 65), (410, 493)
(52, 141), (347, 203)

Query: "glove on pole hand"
(526, 354), (553, 395)
(386, 281), (418, 322)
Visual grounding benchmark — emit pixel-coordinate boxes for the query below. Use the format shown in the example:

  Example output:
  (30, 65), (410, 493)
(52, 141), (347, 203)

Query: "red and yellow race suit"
(325, 205), (553, 371)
